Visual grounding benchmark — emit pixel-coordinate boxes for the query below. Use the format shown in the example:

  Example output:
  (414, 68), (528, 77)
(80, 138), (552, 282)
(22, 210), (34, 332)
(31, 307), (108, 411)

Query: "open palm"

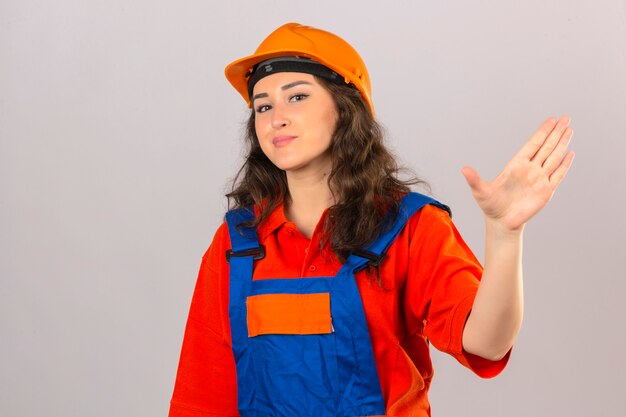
(463, 115), (575, 231)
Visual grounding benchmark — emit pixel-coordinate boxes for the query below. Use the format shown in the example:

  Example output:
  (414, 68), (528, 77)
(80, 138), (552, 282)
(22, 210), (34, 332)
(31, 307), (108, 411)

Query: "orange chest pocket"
(246, 293), (332, 337)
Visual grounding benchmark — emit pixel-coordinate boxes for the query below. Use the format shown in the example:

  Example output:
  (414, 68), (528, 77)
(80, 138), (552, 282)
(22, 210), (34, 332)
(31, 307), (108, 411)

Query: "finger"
(543, 127), (574, 176)
(549, 150), (575, 188)
(531, 115), (571, 165)
(516, 116), (558, 160)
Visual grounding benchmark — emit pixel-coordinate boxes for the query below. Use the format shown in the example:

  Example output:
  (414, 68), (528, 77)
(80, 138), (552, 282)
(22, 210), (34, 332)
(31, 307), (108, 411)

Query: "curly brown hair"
(226, 77), (426, 263)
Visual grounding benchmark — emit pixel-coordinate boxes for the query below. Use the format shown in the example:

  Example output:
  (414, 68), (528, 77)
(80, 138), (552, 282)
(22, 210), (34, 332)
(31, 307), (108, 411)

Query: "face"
(251, 72), (338, 176)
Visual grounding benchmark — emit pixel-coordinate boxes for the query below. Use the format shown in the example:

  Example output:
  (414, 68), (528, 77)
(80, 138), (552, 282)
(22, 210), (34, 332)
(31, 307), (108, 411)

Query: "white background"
(2, 1), (625, 416)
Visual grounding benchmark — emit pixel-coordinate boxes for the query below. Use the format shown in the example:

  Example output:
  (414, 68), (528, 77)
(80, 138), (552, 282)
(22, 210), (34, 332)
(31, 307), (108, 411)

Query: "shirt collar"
(256, 201), (289, 241)
(255, 200), (332, 243)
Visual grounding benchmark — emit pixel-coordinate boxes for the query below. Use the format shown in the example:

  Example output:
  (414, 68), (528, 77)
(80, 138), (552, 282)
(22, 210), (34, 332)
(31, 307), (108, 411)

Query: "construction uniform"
(169, 193), (510, 417)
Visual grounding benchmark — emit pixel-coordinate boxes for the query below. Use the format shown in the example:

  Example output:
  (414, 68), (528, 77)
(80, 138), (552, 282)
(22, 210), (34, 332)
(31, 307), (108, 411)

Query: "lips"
(272, 135), (297, 147)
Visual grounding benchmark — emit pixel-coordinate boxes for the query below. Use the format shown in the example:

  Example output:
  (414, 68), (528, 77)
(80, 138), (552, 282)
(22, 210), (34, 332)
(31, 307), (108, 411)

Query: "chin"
(268, 157), (305, 172)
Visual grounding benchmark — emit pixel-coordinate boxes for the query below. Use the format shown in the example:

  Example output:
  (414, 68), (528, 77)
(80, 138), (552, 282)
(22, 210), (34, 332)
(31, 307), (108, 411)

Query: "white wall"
(2, 1), (625, 416)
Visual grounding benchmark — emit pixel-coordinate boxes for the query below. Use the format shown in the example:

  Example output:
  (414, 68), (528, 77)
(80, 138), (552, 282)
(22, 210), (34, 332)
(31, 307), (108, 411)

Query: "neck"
(284, 168), (334, 239)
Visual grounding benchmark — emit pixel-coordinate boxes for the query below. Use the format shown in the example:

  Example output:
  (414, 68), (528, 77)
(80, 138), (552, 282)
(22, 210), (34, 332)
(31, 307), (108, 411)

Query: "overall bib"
(225, 193), (447, 417)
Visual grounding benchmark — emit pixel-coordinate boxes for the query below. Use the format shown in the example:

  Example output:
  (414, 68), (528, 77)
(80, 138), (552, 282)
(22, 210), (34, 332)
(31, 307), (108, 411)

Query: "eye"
(289, 93), (309, 102)
(255, 103), (271, 113)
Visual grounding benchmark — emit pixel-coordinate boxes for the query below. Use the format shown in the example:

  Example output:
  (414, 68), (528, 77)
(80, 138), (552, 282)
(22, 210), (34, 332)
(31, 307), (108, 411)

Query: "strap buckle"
(352, 249), (384, 267)
(225, 246), (266, 263)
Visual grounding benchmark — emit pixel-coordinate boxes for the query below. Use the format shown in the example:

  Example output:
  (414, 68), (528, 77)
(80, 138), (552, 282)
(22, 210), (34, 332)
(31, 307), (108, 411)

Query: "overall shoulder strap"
(224, 207), (265, 262)
(347, 192), (449, 271)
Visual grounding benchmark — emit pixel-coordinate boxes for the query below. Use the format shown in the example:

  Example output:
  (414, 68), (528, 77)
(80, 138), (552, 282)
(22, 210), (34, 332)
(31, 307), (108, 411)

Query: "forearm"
(462, 218), (524, 361)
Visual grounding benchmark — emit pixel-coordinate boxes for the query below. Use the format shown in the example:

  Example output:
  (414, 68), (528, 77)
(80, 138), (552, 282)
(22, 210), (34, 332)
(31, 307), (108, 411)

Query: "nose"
(270, 103), (290, 129)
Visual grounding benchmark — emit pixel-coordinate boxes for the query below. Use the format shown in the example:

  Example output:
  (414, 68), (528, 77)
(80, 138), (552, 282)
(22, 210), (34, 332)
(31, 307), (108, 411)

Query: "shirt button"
(309, 265), (317, 272)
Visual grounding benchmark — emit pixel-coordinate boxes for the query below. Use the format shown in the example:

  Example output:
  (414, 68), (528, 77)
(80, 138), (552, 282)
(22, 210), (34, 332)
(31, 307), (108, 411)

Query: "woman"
(169, 23), (574, 417)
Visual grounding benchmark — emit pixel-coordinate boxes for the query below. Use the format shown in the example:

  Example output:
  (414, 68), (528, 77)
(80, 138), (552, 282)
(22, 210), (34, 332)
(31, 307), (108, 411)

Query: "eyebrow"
(251, 80), (313, 103)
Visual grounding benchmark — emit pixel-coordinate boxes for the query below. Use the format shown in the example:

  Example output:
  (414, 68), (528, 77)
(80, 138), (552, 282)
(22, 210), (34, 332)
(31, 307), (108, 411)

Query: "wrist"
(485, 216), (525, 240)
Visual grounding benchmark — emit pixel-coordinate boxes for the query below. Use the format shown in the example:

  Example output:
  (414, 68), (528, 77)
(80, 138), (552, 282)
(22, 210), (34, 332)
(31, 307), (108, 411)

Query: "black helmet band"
(247, 57), (345, 100)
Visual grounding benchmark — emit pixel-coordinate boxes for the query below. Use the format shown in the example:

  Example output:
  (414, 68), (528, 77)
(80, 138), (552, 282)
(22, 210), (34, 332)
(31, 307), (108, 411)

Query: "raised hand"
(462, 115), (575, 232)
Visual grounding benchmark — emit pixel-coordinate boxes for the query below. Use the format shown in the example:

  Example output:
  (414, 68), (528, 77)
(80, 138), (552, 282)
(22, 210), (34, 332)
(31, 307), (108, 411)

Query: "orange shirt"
(169, 203), (510, 417)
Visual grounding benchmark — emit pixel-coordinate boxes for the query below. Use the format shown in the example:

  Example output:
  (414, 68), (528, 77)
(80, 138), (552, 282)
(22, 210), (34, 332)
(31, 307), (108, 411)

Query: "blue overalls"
(225, 193), (447, 417)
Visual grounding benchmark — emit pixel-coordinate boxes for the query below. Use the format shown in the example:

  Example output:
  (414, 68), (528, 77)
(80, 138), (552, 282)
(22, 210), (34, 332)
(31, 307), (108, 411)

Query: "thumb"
(461, 166), (485, 194)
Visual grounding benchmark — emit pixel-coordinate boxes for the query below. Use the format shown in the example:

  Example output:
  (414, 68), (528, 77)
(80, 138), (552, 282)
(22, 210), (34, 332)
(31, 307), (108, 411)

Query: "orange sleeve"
(169, 224), (240, 417)
(406, 206), (510, 378)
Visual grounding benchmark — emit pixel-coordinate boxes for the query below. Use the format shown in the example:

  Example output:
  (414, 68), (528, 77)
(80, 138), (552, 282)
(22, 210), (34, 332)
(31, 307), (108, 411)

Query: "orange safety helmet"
(225, 23), (374, 115)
